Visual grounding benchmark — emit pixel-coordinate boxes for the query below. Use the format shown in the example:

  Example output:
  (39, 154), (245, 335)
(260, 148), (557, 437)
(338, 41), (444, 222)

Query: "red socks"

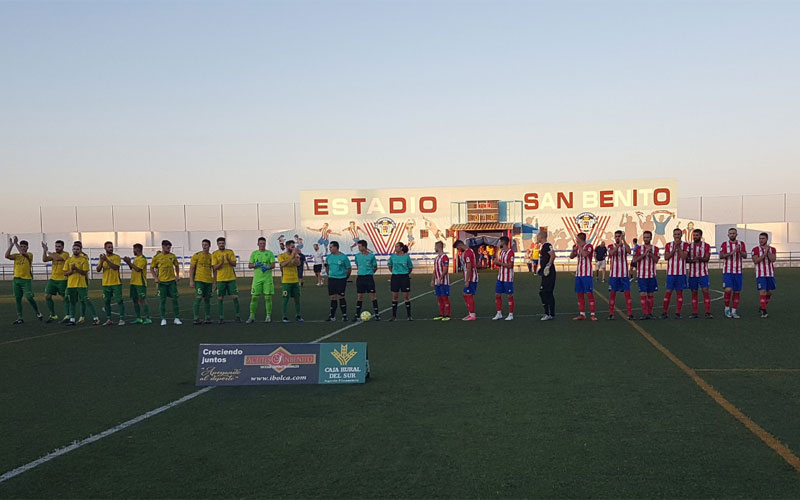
(443, 297), (451, 316)
(624, 291), (632, 316)
(676, 291), (683, 314)
(577, 293), (586, 313)
(663, 291), (673, 313)
(609, 291), (617, 315)
(508, 296), (515, 313)
(587, 292), (596, 314)
(691, 291), (699, 314)
(703, 291), (711, 313)
(724, 290), (731, 307)
(647, 295), (655, 315)
(495, 295), (502, 312)
(732, 292), (740, 310)
(464, 295), (475, 314)
(640, 295), (648, 314)
(760, 295), (767, 310)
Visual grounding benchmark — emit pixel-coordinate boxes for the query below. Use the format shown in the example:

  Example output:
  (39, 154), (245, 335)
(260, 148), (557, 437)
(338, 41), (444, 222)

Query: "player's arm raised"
(41, 242), (52, 262)
(95, 254), (105, 272)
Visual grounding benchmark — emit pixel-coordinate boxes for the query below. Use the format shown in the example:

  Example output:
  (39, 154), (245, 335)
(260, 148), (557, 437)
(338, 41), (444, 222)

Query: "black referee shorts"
(390, 274), (411, 293)
(327, 277), (347, 296)
(356, 275), (376, 294)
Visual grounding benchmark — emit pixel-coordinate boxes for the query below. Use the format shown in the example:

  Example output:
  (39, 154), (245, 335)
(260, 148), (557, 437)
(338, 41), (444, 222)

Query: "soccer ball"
(360, 311), (373, 322)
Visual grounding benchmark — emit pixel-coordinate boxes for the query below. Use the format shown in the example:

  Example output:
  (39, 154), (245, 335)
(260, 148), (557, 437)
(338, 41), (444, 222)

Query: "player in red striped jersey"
(607, 230), (633, 320)
(686, 228), (713, 319)
(661, 228), (690, 319)
(719, 227), (747, 318)
(454, 240), (478, 321)
(752, 232), (776, 318)
(431, 241), (451, 321)
(569, 232), (597, 321)
(631, 230), (659, 320)
(492, 236), (515, 321)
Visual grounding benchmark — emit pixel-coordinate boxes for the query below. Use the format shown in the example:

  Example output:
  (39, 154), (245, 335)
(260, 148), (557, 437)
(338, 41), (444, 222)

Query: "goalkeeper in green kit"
(247, 237), (276, 323)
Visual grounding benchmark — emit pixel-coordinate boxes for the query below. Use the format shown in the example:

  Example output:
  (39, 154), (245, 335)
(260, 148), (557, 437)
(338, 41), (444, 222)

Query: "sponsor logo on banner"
(331, 344), (358, 365)
(562, 212), (611, 244)
(363, 217), (407, 254)
(244, 346), (317, 374)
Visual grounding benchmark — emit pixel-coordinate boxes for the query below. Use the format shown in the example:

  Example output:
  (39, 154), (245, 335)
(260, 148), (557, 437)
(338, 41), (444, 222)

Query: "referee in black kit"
(537, 229), (557, 320)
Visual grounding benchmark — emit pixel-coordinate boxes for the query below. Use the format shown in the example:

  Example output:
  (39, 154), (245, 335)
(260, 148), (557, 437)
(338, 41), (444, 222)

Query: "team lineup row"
(4, 225), (777, 326)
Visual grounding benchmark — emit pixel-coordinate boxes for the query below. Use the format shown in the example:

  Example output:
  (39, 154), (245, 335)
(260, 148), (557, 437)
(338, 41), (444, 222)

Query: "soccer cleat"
(282, 317), (290, 323)
(326, 317), (336, 322)
(193, 319), (203, 325)
(572, 314), (586, 321)
(61, 316), (71, 324)
(46, 315), (58, 323)
(389, 316), (397, 322)
(296, 316), (304, 323)
(131, 318), (143, 325)
(264, 317), (272, 323)
(461, 315), (476, 321)
(689, 313), (699, 319)
(160, 319), (168, 326)
(505, 313), (514, 321)
(118, 319), (125, 326)
(660, 313), (669, 320)
(174, 318), (182, 325)
(541, 314), (552, 321)
(77, 317), (85, 324)
(235, 316), (242, 323)
(590, 314), (598, 322)
(246, 317), (255, 324)
(13, 319), (23, 325)
(639, 315), (650, 320)
(374, 314), (381, 321)
(724, 307), (732, 318)
(143, 318), (153, 325)
(491, 312), (504, 321)
(674, 314), (681, 320)
(731, 310), (740, 319)
(433, 316), (444, 321)
(608, 315), (615, 320)
(352, 315), (360, 323)
(442, 317), (451, 321)
(760, 309), (768, 318)
(104, 320), (114, 326)
(66, 319), (76, 326)
(37, 313), (44, 321)
(627, 315), (635, 320)
(92, 318), (101, 325)
(203, 319), (212, 325)
(704, 312), (713, 319)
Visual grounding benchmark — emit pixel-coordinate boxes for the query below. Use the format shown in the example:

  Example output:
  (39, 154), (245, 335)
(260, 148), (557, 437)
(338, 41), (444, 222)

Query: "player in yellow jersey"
(150, 240), (182, 326)
(42, 239), (70, 322)
(212, 237), (240, 323)
(190, 239), (214, 325)
(5, 236), (42, 324)
(123, 243), (152, 324)
(63, 241), (100, 325)
(277, 240), (303, 322)
(97, 241), (125, 326)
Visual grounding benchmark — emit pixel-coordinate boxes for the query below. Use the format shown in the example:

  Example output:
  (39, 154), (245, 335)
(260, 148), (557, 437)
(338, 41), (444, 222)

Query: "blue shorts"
(688, 276), (710, 290)
(723, 273), (743, 291)
(756, 277), (776, 291)
(532, 259), (539, 265)
(435, 284), (451, 297)
(317, 238), (329, 247)
(463, 282), (478, 295)
(574, 276), (594, 294)
(495, 280), (514, 294)
(666, 274), (687, 290)
(638, 277), (659, 294)
(608, 276), (631, 292)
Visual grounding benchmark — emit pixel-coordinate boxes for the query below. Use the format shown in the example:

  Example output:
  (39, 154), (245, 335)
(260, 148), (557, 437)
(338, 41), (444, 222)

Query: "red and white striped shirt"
(607, 243), (630, 278)
(687, 242), (710, 278)
(664, 241), (689, 276)
(462, 248), (479, 283)
(575, 243), (594, 277)
(720, 240), (746, 274)
(752, 246), (775, 278)
(496, 249), (514, 282)
(634, 245), (659, 279)
(433, 254), (450, 285)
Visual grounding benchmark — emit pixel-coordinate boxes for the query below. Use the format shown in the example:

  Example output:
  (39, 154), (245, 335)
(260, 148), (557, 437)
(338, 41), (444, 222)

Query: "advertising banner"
(292, 179), (714, 255)
(196, 342), (368, 386)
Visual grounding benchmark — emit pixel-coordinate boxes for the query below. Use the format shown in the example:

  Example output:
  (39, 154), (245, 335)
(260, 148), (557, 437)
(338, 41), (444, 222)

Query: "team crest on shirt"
(562, 212), (611, 244)
(363, 217), (407, 254)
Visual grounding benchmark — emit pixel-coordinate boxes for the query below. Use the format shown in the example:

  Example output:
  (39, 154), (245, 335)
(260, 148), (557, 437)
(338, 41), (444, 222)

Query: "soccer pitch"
(1, 270), (799, 498)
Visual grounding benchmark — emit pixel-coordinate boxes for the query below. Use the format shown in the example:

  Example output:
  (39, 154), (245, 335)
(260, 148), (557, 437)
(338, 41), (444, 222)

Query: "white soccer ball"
(360, 311), (373, 321)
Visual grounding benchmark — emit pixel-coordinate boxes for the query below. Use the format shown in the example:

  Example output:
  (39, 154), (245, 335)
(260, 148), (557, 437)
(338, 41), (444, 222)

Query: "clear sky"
(1, 0), (799, 213)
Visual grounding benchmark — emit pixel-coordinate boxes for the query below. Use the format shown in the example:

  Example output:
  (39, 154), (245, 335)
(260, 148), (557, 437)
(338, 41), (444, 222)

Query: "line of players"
(6, 226), (777, 325)
(568, 227), (777, 321)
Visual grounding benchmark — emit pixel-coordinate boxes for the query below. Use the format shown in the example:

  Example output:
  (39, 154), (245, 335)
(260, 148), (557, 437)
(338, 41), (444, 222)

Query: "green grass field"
(1, 269), (799, 498)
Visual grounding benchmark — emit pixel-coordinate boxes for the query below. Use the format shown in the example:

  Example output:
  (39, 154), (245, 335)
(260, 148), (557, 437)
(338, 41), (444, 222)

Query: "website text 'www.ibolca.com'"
(250, 374), (308, 382)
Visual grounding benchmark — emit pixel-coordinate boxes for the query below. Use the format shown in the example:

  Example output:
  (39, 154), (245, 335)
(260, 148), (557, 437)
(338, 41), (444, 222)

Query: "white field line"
(0, 279), (461, 484)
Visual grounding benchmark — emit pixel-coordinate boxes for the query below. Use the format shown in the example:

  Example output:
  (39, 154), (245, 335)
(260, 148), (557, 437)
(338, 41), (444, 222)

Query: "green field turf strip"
(1, 271), (799, 498)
